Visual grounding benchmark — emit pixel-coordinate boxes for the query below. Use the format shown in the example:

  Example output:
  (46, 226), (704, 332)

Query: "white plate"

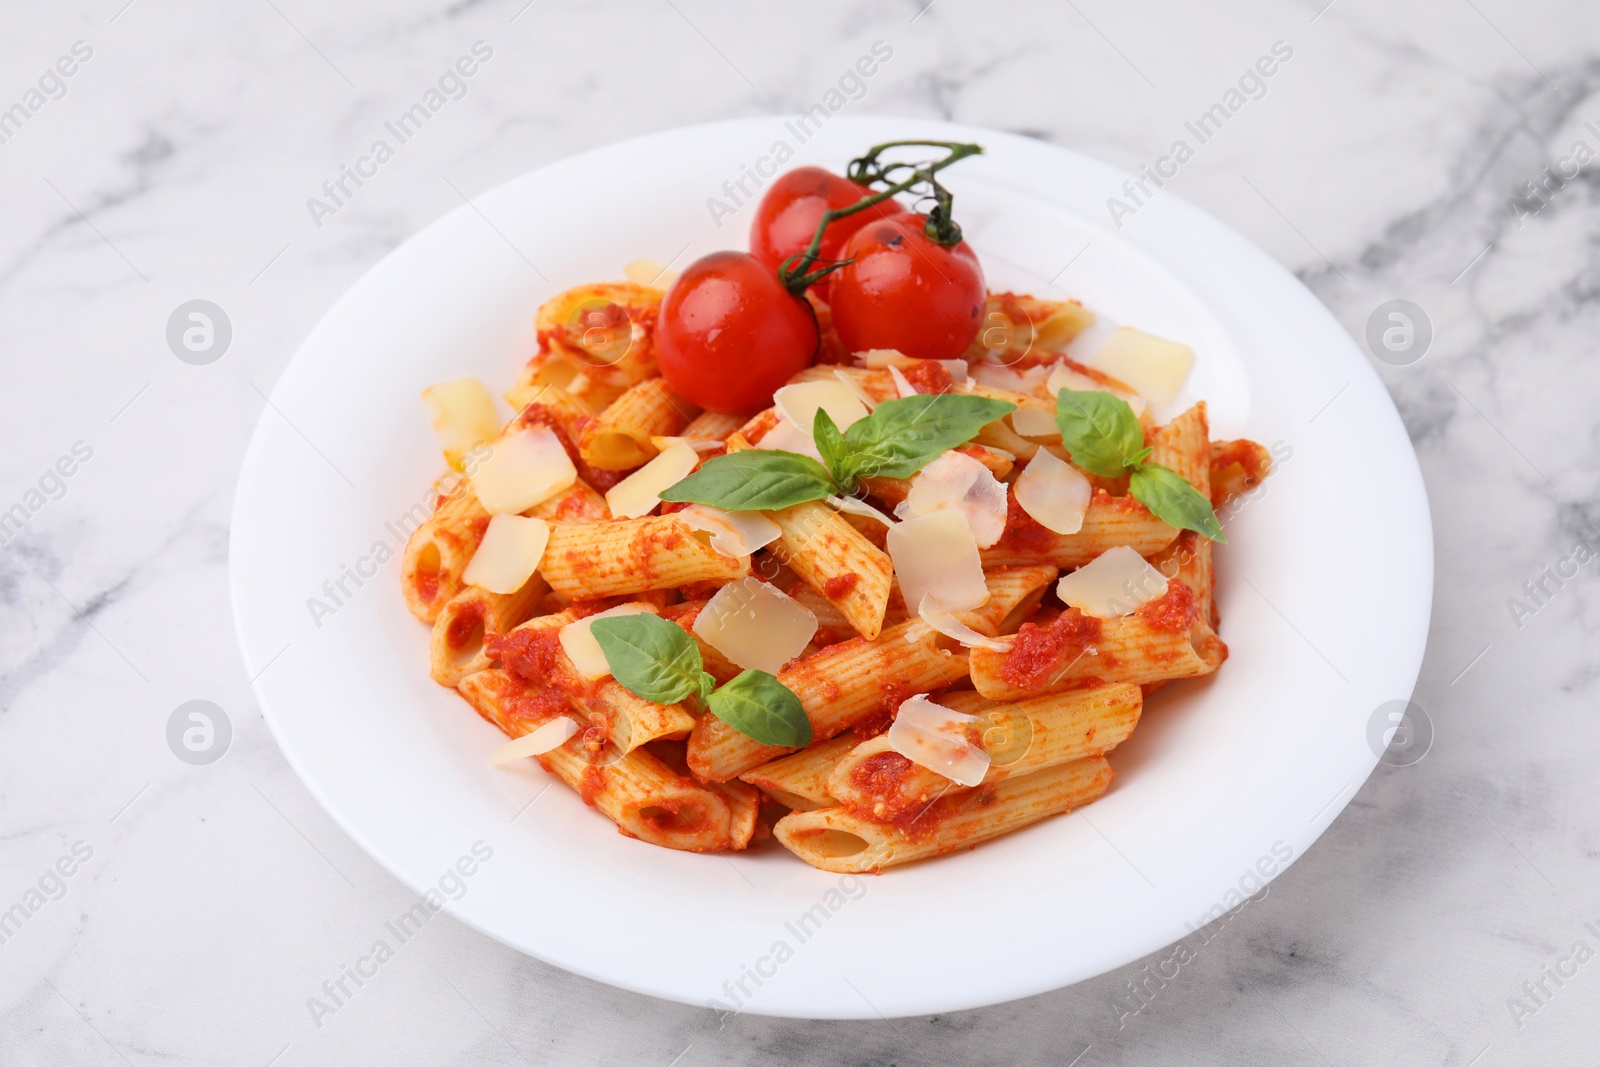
(230, 116), (1432, 1019)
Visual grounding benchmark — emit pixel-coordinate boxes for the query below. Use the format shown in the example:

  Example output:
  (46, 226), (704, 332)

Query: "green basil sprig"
(660, 393), (1015, 512)
(589, 614), (812, 748)
(1054, 389), (1226, 543)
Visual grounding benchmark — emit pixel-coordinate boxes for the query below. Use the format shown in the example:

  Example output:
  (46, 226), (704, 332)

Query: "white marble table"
(3, 1), (1597, 1063)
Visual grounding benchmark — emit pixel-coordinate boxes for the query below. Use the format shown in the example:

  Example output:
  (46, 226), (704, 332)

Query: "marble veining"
(3, 1), (1599, 1064)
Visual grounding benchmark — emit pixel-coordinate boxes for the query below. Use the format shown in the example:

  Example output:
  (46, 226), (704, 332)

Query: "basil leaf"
(658, 450), (835, 511)
(589, 615), (709, 704)
(841, 394), (1015, 480)
(1129, 464), (1227, 544)
(706, 669), (813, 748)
(812, 407), (851, 489)
(1054, 390), (1147, 478)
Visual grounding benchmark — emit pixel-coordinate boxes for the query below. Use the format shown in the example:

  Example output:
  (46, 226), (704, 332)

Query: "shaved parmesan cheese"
(972, 362), (1049, 396)
(773, 380), (869, 435)
(1009, 404), (1060, 439)
(831, 369), (880, 410)
(755, 417), (824, 462)
(462, 514), (550, 594)
(605, 441), (699, 519)
(623, 258), (678, 289)
(828, 494), (895, 526)
(1046, 361), (1147, 416)
(918, 595), (1012, 652)
(559, 603), (658, 680)
(470, 426), (578, 515)
(940, 360), (971, 384)
(854, 348), (912, 368)
(488, 718), (578, 764)
(888, 694), (990, 787)
(857, 348), (970, 384)
(1014, 449), (1091, 535)
(887, 509), (989, 613)
(1056, 546), (1171, 619)
(693, 577), (818, 674)
(650, 434), (722, 453)
(422, 377), (502, 471)
(1088, 327), (1194, 403)
(677, 505), (780, 558)
(893, 451), (1008, 548)
(888, 364), (918, 399)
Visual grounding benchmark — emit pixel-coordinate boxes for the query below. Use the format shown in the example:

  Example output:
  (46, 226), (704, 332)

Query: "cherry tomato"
(656, 251), (818, 415)
(749, 166), (905, 283)
(828, 214), (986, 361)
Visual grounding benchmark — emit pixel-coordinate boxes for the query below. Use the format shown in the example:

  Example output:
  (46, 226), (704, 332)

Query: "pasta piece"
(429, 578), (547, 686)
(687, 618), (970, 782)
(968, 582), (1210, 699)
(982, 489), (1178, 570)
(768, 501), (893, 641)
(533, 282), (662, 386)
(491, 610), (696, 753)
(970, 564), (1059, 635)
(681, 409), (744, 442)
(401, 476), (490, 623)
(966, 292), (1095, 363)
(528, 481), (611, 523)
(789, 364), (898, 404)
(540, 515), (749, 599)
(736, 735), (862, 811)
(581, 377), (698, 471)
(458, 669), (741, 851)
(1146, 401), (1209, 496)
(1209, 439), (1273, 505)
(825, 684), (1141, 816)
(773, 756), (1113, 873)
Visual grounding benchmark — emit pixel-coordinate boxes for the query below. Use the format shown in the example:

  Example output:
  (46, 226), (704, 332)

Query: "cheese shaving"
(604, 441), (699, 519)
(828, 494), (895, 526)
(1009, 405), (1060, 439)
(461, 514), (550, 594)
(918, 595), (1013, 652)
(1013, 448), (1091, 535)
(1086, 326), (1194, 403)
(469, 426), (578, 515)
(677, 505), (780, 558)
(693, 577), (818, 674)
(888, 364), (918, 399)
(887, 694), (990, 787)
(421, 377), (501, 472)
(773, 380), (868, 436)
(893, 451), (1008, 548)
(1055, 546), (1171, 619)
(488, 718), (578, 764)
(559, 603), (658, 679)
(831, 369), (880, 410)
(886, 509), (989, 612)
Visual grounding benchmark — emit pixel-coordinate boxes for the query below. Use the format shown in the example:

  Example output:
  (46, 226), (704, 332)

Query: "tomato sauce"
(901, 359), (953, 395)
(823, 573), (859, 599)
(1135, 580), (1199, 634)
(997, 491), (1057, 553)
(1000, 610), (1103, 690)
(487, 628), (565, 686)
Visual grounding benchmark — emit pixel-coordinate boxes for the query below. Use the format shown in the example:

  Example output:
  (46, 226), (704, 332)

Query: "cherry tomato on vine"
(828, 214), (986, 361)
(656, 251), (819, 415)
(749, 166), (905, 286)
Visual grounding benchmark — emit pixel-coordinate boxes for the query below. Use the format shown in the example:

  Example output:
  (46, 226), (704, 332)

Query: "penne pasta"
(429, 578), (547, 686)
(736, 735), (861, 811)
(401, 477), (490, 624)
(540, 514), (748, 598)
(983, 489), (1179, 570)
(458, 669), (743, 851)
(825, 684), (1141, 818)
(773, 756), (1113, 873)
(688, 618), (970, 782)
(580, 377), (698, 470)
(767, 501), (894, 641)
